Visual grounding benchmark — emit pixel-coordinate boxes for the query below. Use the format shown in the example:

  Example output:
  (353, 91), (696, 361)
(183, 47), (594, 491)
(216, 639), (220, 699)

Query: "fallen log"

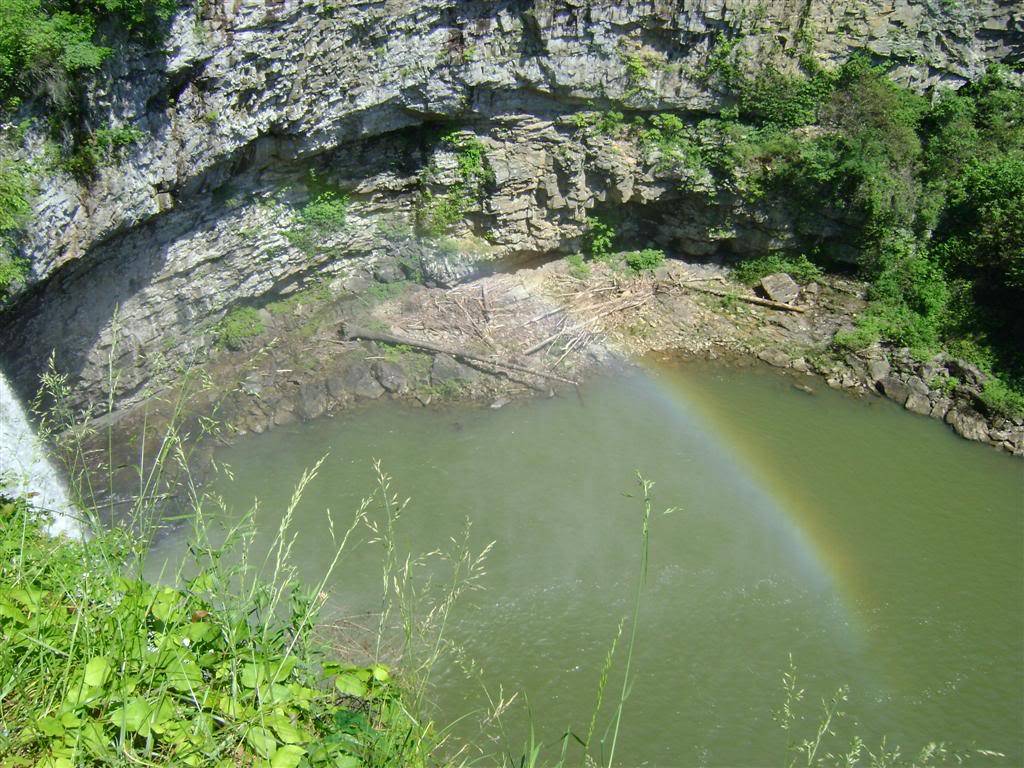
(685, 284), (807, 313)
(341, 325), (580, 386)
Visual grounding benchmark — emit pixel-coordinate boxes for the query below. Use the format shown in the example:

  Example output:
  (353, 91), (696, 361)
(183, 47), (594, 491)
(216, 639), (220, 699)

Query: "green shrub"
(585, 217), (616, 261)
(732, 254), (823, 285)
(571, 111), (626, 137)
(284, 189), (350, 256)
(623, 248), (665, 273)
(637, 114), (709, 180)
(415, 132), (492, 236)
(0, 0), (108, 102)
(299, 190), (349, 231)
(934, 153), (1024, 294)
(215, 306), (264, 351)
(566, 253), (591, 279)
(978, 376), (1024, 420)
(443, 132), (494, 190)
(0, 0), (175, 104)
(736, 65), (837, 128)
(417, 190), (469, 237)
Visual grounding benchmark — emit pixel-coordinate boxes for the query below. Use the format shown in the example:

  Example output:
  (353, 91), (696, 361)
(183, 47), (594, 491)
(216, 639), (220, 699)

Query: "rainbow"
(639, 357), (871, 635)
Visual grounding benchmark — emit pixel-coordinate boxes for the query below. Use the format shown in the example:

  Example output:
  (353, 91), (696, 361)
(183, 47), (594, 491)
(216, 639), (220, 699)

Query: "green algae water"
(153, 359), (1023, 765)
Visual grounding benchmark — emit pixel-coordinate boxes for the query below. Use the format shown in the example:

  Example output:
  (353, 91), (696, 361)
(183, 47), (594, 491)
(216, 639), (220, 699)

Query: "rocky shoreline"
(87, 255), (1022, 473)
(759, 343), (1024, 455)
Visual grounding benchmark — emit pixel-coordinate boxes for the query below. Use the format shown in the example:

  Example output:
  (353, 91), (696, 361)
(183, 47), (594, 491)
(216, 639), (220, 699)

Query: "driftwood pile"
(342, 262), (809, 391)
(523, 272), (659, 364)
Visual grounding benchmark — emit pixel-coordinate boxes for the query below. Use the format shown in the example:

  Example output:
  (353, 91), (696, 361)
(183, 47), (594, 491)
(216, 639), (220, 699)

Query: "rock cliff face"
(1, 0), (1021, 406)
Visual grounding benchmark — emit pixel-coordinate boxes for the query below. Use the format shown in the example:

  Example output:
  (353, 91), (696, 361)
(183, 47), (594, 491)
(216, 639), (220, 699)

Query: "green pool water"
(152, 358), (1024, 766)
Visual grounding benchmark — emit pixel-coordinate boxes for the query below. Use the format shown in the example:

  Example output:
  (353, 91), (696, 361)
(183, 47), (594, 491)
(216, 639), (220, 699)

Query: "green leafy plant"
(584, 217), (616, 261)
(298, 190), (349, 231)
(566, 253), (590, 279)
(284, 189), (350, 257)
(365, 280), (408, 303)
(416, 132), (493, 236)
(978, 376), (1024, 420)
(0, 156), (33, 233)
(571, 110), (626, 137)
(265, 285), (333, 316)
(623, 248), (665, 273)
(0, 481), (415, 766)
(0, 0), (175, 104)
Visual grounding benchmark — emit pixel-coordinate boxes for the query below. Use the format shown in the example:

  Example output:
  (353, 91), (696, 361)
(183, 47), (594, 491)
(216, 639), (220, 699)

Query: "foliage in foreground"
(0, 492), (421, 768)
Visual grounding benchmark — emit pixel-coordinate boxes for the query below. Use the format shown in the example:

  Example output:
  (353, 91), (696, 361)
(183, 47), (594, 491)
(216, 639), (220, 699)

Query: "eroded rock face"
(1, 0), (1020, 407)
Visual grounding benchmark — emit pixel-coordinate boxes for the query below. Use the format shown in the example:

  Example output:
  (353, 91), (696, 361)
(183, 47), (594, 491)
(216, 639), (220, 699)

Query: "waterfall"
(0, 369), (80, 536)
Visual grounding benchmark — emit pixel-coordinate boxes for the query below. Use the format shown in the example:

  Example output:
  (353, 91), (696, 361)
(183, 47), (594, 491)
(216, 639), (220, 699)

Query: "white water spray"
(0, 370), (80, 536)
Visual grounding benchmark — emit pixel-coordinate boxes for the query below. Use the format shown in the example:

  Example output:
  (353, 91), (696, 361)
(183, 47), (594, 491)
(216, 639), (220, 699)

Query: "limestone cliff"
(1, 0), (1020, 406)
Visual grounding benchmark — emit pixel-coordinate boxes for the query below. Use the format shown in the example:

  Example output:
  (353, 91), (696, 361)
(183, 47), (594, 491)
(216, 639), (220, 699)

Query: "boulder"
(373, 259), (405, 283)
(904, 392), (931, 415)
(341, 362), (385, 399)
(325, 373), (349, 400)
(906, 375), (930, 396)
(867, 358), (891, 383)
(757, 348), (791, 368)
(241, 371), (265, 397)
(758, 273), (800, 305)
(272, 401), (296, 426)
(945, 406), (990, 442)
(296, 381), (327, 420)
(930, 397), (952, 420)
(878, 375), (911, 405)
(431, 354), (478, 385)
(374, 360), (408, 393)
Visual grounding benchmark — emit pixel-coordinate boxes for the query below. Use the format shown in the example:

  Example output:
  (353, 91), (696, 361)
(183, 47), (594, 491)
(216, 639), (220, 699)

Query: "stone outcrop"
(1, 0), (1021, 412)
(816, 344), (1024, 454)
